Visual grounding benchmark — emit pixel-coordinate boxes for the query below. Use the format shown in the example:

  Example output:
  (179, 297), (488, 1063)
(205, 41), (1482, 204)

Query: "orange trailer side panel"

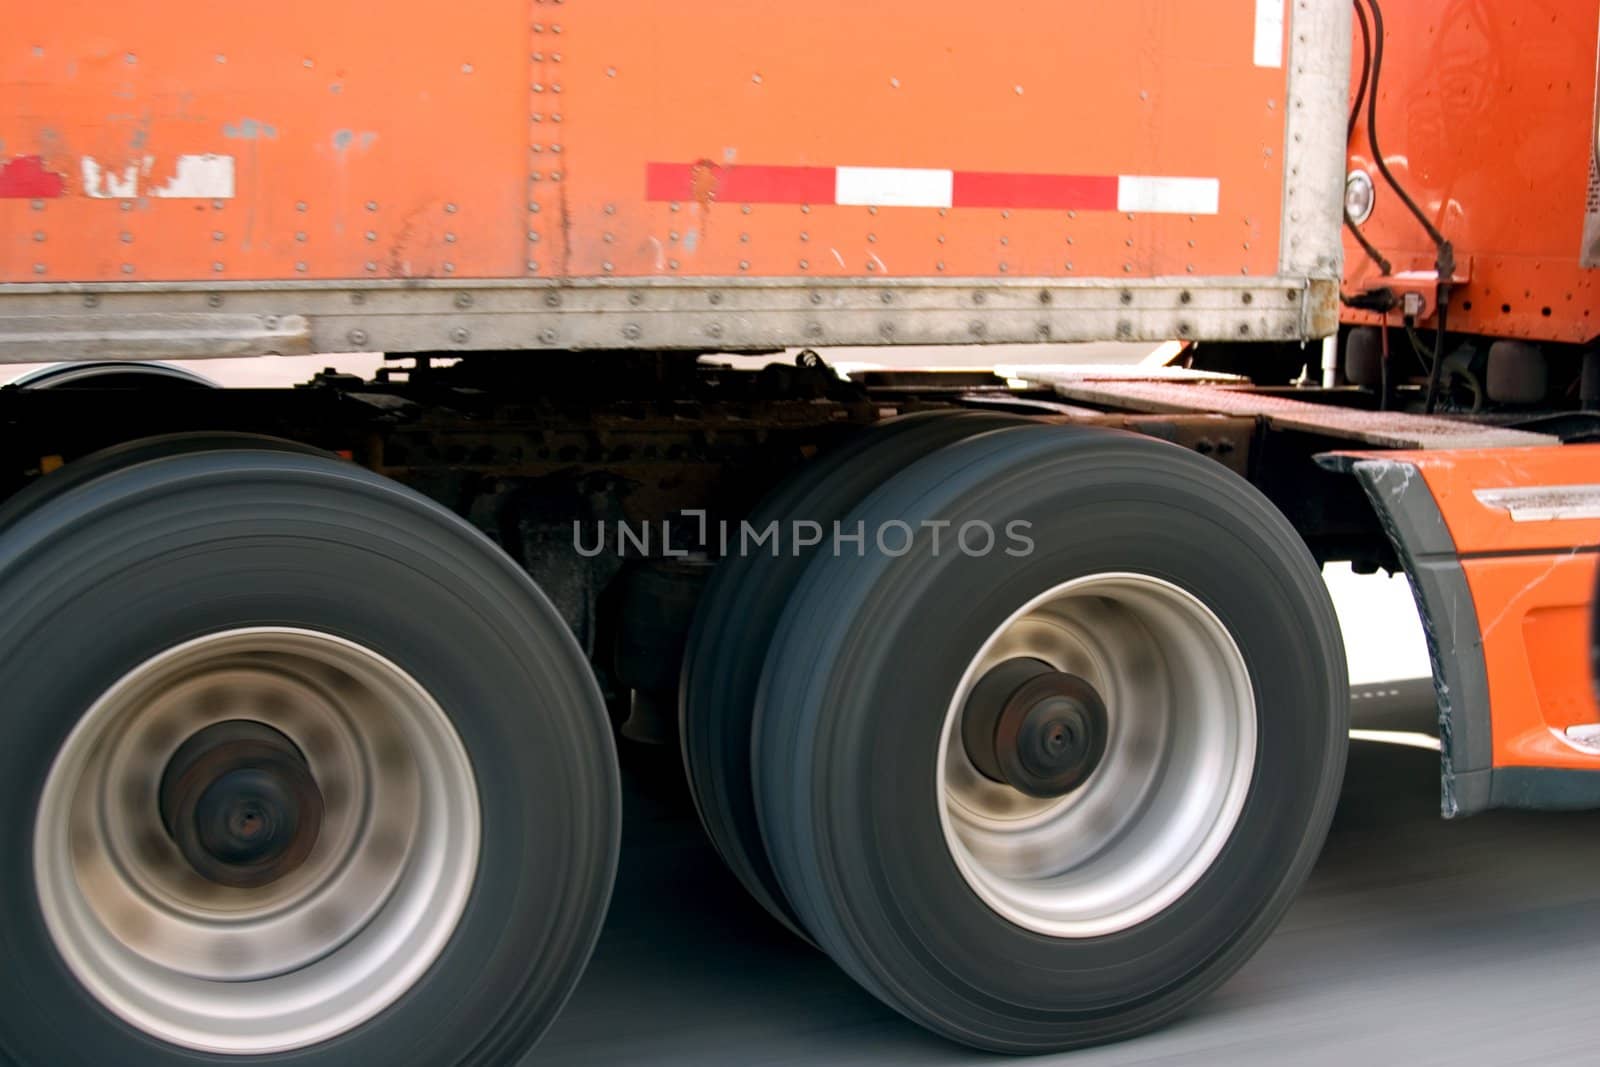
(4, 1), (1295, 285)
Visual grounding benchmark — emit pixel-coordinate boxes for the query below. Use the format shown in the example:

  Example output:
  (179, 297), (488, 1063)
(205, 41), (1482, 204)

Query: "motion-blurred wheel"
(679, 411), (1019, 936)
(0, 447), (619, 1065)
(754, 425), (1348, 1052)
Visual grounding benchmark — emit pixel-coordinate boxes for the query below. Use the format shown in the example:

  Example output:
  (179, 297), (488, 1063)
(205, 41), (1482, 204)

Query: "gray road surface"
(534, 740), (1600, 1066)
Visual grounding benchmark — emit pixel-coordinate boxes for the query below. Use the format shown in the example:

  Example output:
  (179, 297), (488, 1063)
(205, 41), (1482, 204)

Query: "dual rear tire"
(684, 418), (1349, 1052)
(0, 442), (619, 1065)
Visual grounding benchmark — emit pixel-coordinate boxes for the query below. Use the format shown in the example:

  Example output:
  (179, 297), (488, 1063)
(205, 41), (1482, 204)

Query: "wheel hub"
(159, 720), (324, 889)
(961, 658), (1109, 799)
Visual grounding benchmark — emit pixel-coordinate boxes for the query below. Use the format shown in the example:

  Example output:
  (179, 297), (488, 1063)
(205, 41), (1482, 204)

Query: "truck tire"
(0, 448), (619, 1065)
(680, 412), (1019, 937)
(753, 425), (1347, 1052)
(0, 432), (330, 532)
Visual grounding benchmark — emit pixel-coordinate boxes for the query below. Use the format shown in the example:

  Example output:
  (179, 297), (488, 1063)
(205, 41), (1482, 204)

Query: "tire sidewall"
(760, 427), (1347, 1050)
(0, 452), (618, 1067)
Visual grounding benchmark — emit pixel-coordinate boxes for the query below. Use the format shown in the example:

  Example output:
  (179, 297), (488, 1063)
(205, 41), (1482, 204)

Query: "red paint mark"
(646, 162), (835, 205)
(0, 155), (67, 199)
(952, 171), (1116, 211)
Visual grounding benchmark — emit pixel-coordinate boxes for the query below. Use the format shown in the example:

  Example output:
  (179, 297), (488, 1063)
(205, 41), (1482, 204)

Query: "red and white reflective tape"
(646, 162), (1219, 215)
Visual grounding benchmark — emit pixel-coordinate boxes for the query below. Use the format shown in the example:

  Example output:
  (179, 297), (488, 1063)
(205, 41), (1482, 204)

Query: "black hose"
(1359, 0), (1449, 251)
(1422, 288), (1450, 413)
(1350, 0), (1372, 140)
(1344, 1), (1391, 273)
(1359, 0), (1455, 412)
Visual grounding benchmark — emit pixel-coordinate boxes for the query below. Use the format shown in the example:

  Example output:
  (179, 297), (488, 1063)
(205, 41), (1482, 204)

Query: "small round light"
(1344, 169), (1376, 225)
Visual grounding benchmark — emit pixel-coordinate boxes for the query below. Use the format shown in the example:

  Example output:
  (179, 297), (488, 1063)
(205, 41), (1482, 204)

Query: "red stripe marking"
(0, 155), (67, 199)
(646, 161), (835, 205)
(952, 171), (1117, 211)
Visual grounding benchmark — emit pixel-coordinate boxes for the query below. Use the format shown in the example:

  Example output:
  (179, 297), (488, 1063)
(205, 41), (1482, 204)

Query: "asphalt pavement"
(534, 736), (1600, 1067)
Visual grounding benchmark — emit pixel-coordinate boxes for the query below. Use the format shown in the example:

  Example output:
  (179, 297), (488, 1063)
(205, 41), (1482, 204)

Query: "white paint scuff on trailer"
(150, 155), (236, 199)
(1254, 0), (1286, 68)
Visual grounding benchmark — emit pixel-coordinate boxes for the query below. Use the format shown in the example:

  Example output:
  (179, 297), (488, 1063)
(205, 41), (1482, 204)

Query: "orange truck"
(0, 1), (1596, 1063)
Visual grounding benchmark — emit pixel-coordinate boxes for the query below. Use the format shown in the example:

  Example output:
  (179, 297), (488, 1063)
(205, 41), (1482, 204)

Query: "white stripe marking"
(835, 166), (953, 208)
(1253, 0), (1285, 68)
(150, 154), (236, 199)
(1117, 176), (1220, 215)
(81, 156), (146, 199)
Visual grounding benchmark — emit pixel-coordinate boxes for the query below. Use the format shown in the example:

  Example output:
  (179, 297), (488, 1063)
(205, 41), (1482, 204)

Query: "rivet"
(451, 327), (471, 343)
(708, 292), (723, 305)
(972, 292), (986, 305)
(969, 320), (985, 336)
(526, 260), (539, 271)
(366, 201), (379, 211)
(627, 292), (645, 307)
(881, 292), (893, 304)
(668, 259), (679, 269)
(211, 262), (224, 273)
(32, 231), (45, 242)
(800, 232), (810, 242)
(603, 261), (614, 272)
(213, 231), (225, 242)
(455, 293), (474, 309)
(295, 262), (308, 272)
(606, 66), (617, 78)
(84, 294), (99, 308)
(545, 292), (561, 307)
(121, 264), (134, 274)
(528, 231), (541, 242)
(867, 233), (877, 243)
(623, 323), (641, 339)
(1242, 292), (1254, 305)
(446, 203), (458, 213)
(349, 329), (369, 346)
(706, 323), (724, 338)
(1180, 290), (1192, 304)
(739, 260), (750, 270)
(295, 231), (307, 242)
(119, 232), (133, 244)
(799, 259), (810, 269)
(366, 231), (378, 241)
(742, 204), (752, 214)
(296, 201), (308, 212)
(880, 322), (895, 338)
(32, 263), (46, 274)
(806, 322), (823, 337)
(1120, 290), (1133, 304)
(739, 232), (750, 243)
(810, 292), (824, 305)
(366, 261), (378, 272)
(207, 294), (223, 308)
(752, 73), (763, 84)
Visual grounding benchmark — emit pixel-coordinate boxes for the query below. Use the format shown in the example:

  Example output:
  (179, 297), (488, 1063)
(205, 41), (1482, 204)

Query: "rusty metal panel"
(1, 0), (1349, 354)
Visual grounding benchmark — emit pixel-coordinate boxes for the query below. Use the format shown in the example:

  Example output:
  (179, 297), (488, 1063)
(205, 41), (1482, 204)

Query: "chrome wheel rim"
(938, 573), (1255, 938)
(34, 628), (480, 1054)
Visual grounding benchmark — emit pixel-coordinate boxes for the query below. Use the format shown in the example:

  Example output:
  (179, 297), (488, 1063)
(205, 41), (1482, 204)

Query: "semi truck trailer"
(1, 0), (1596, 1062)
